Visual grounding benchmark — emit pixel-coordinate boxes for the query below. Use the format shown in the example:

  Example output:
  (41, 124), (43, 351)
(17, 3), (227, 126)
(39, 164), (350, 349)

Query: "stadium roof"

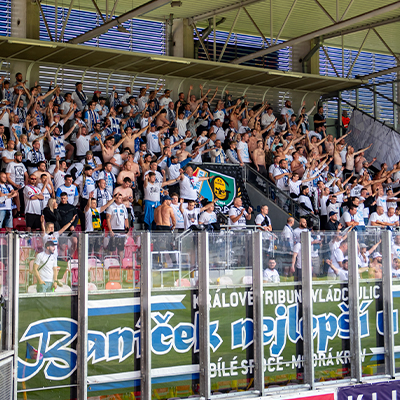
(42, 0), (400, 59)
(0, 36), (363, 93)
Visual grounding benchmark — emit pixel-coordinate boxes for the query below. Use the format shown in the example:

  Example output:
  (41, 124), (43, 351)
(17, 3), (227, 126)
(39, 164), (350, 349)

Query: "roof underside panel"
(0, 37), (363, 93)
(40, 0), (400, 54)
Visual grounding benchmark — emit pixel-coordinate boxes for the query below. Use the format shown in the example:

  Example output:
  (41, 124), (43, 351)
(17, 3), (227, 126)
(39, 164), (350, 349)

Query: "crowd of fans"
(2, 70), (400, 290)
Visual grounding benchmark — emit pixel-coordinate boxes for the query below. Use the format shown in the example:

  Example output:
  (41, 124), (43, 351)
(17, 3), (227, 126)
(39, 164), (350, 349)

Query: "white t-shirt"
(146, 131), (161, 153)
(369, 212), (388, 225)
(75, 175), (96, 199)
(199, 211), (217, 224)
(56, 184), (78, 205)
(54, 170), (66, 190)
(179, 175), (199, 200)
(237, 141), (251, 163)
(282, 224), (294, 250)
(106, 203), (128, 230)
(274, 168), (289, 191)
(293, 227), (308, 244)
(2, 149), (16, 170)
(176, 117), (189, 137)
(37, 183), (51, 210)
(0, 183), (13, 210)
(376, 196), (388, 213)
(392, 244), (400, 260)
(144, 181), (162, 202)
(293, 242), (302, 269)
(23, 185), (42, 215)
(228, 206), (248, 229)
(332, 248), (345, 271)
(6, 161), (26, 187)
(76, 134), (92, 157)
(263, 268), (280, 283)
(34, 251), (57, 282)
(182, 207), (201, 230)
(49, 135), (66, 159)
(171, 203), (184, 229)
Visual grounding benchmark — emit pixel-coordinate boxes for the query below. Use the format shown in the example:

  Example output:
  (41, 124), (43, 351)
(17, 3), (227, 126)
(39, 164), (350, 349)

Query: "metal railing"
(244, 165), (320, 229)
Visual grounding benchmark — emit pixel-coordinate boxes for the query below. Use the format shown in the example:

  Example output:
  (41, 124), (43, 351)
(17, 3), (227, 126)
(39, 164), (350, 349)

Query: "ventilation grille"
(0, 355), (13, 400)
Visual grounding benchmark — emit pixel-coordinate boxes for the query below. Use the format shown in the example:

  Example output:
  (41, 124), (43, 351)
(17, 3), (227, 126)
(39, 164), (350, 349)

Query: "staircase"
(244, 166), (320, 230)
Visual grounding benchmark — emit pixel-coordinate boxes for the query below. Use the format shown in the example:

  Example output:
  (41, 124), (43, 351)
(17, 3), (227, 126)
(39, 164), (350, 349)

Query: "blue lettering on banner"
(17, 292), (399, 383)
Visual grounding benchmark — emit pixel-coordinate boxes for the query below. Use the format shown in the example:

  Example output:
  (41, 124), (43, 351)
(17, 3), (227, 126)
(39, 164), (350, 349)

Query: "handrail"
(244, 165), (320, 229)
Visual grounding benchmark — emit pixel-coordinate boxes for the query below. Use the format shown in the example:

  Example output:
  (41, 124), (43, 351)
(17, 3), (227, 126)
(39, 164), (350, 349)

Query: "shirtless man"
(154, 196), (176, 230)
(252, 140), (268, 178)
(97, 135), (126, 163)
(290, 151), (305, 178)
(345, 143), (372, 176)
(117, 160), (140, 186)
(139, 153), (153, 177)
(355, 153), (376, 175)
(187, 85), (211, 112)
(176, 142), (191, 162)
(113, 177), (134, 222)
(122, 124), (149, 154)
(369, 252), (382, 279)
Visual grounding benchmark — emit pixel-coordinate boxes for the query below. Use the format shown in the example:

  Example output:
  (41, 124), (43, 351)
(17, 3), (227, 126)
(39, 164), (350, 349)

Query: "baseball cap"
(372, 252), (382, 259)
(162, 196), (172, 202)
(360, 243), (367, 248)
(33, 125), (40, 129)
(15, 151), (22, 157)
(329, 211), (337, 217)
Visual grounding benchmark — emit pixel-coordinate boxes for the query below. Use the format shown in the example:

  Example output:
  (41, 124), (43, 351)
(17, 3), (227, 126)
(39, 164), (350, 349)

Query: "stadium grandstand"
(1, 1), (400, 400)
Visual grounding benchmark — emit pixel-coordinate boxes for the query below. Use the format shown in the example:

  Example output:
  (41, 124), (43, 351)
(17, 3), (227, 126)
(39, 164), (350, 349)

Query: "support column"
(10, 0), (40, 85)
(293, 39), (320, 74)
(172, 18), (194, 59)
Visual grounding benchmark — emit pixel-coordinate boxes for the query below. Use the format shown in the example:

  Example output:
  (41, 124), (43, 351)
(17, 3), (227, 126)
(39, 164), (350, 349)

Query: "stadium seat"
(13, 217), (26, 231)
(105, 281), (121, 290)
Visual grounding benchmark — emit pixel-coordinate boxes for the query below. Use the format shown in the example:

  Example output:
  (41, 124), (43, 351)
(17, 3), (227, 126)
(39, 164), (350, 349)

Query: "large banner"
(346, 109), (400, 169)
(188, 163), (252, 213)
(337, 380), (400, 400)
(17, 282), (398, 398)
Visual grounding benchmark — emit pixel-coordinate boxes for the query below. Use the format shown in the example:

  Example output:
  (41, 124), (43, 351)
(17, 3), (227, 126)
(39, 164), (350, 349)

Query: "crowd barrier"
(1, 229), (400, 399)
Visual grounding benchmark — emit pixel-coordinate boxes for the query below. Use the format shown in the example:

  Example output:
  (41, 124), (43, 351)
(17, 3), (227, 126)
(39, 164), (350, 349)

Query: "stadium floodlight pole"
(232, 1), (400, 64)
(77, 233), (88, 400)
(140, 232), (152, 400)
(382, 230), (395, 377)
(301, 231), (314, 389)
(198, 231), (211, 398)
(68, 0), (171, 44)
(348, 230), (362, 382)
(252, 231), (264, 396)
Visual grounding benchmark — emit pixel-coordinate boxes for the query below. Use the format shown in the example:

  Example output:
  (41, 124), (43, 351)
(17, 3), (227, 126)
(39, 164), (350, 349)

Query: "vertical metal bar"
(213, 15), (217, 62)
(382, 230), (395, 377)
(5, 232), (14, 351)
(12, 233), (20, 400)
(301, 231), (314, 389)
(393, 82), (398, 131)
(338, 92), (342, 137)
(341, 34), (344, 77)
(140, 232), (152, 400)
(55, 0), (58, 41)
(348, 230), (362, 382)
(60, 0), (75, 41)
(77, 233), (88, 400)
(199, 232), (211, 399)
(373, 85), (378, 119)
(356, 88), (359, 108)
(252, 231), (264, 396)
(270, 0), (273, 44)
(218, 8), (241, 62)
(336, 0), (339, 21)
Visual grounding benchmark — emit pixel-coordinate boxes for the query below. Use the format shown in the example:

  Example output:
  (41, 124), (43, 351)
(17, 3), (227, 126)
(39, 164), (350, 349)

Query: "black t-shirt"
(313, 113), (325, 129)
(326, 220), (339, 231)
